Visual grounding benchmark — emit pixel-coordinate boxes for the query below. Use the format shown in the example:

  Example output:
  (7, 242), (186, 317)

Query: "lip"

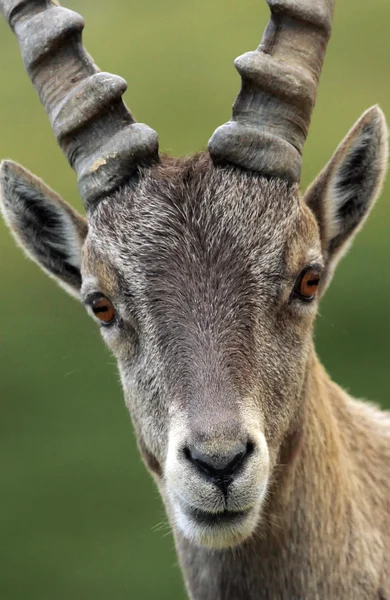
(184, 505), (251, 527)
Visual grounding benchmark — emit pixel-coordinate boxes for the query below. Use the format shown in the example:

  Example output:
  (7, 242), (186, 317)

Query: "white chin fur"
(165, 424), (270, 548)
(171, 495), (265, 549)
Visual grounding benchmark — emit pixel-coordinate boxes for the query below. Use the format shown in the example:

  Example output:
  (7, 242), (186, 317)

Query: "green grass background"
(0, 1), (389, 598)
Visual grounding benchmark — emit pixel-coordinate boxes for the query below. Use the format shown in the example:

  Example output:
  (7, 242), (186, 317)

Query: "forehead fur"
(82, 153), (320, 396)
(85, 153), (315, 276)
(85, 153), (318, 315)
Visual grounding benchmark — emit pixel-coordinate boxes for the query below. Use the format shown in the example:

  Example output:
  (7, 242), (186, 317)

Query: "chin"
(172, 501), (262, 549)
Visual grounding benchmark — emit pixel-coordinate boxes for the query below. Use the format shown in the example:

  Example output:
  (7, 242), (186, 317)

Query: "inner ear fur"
(0, 160), (88, 299)
(304, 106), (388, 264)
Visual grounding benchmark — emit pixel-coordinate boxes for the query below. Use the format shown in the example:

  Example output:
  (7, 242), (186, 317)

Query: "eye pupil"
(91, 297), (116, 324)
(93, 305), (107, 313)
(295, 268), (321, 301)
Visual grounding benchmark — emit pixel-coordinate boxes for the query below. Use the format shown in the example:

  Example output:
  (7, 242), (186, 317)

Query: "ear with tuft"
(0, 160), (88, 299)
(304, 106), (388, 276)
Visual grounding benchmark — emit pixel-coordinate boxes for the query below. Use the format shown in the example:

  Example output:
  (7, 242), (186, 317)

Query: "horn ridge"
(0, 0), (159, 207)
(208, 0), (335, 183)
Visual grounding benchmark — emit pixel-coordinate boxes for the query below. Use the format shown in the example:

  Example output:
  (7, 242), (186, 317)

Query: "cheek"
(136, 428), (163, 478)
(100, 327), (138, 362)
(251, 331), (311, 448)
(118, 363), (170, 466)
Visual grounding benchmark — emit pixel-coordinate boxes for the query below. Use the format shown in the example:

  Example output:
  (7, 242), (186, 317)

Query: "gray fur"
(0, 115), (388, 596)
(0, 0), (389, 594)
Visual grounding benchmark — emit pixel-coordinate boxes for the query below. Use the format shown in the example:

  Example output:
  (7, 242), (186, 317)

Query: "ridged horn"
(208, 0), (335, 183)
(0, 0), (159, 207)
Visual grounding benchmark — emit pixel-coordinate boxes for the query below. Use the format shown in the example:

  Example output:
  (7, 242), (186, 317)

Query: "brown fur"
(0, 0), (389, 594)
(177, 355), (390, 599)
(0, 108), (389, 600)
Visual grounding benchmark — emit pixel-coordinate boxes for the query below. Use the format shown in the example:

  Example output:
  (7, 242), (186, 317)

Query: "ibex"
(1, 0), (389, 597)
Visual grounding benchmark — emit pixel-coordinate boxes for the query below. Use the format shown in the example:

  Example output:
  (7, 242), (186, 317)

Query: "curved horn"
(0, 0), (159, 207)
(208, 0), (335, 183)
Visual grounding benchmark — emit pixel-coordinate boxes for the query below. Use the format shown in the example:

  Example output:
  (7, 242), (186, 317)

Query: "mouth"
(184, 505), (251, 527)
(174, 500), (259, 549)
(165, 428), (270, 549)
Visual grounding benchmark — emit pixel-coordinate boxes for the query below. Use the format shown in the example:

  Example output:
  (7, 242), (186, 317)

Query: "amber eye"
(91, 296), (116, 325)
(294, 267), (321, 302)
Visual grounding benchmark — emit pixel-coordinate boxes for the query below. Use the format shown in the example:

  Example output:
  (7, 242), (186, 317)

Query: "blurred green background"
(0, 1), (389, 598)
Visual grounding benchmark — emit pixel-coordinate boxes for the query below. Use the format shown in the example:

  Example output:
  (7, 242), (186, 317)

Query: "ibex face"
(0, 0), (388, 551)
(81, 159), (321, 548)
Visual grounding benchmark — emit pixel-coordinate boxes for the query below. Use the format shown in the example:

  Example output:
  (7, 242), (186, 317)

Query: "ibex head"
(0, 0), (387, 549)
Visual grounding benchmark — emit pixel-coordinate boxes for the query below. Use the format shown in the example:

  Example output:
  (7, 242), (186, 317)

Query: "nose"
(184, 440), (254, 491)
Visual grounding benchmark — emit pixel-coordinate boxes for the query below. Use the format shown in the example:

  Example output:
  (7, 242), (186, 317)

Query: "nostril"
(183, 446), (192, 463)
(183, 439), (255, 482)
(246, 440), (255, 457)
(225, 447), (246, 474)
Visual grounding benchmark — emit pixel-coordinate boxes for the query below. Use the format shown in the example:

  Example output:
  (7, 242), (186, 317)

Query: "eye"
(91, 296), (117, 325)
(294, 267), (322, 302)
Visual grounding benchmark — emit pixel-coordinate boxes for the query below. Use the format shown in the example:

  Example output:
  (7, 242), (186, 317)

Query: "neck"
(173, 353), (359, 600)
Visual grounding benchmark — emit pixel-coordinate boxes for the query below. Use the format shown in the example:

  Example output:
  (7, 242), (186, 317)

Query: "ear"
(304, 106), (388, 286)
(0, 160), (88, 299)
